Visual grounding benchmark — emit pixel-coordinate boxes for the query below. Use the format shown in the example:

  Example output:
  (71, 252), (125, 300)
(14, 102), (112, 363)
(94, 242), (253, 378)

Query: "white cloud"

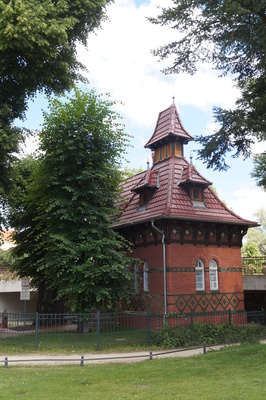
(226, 183), (266, 222)
(77, 0), (239, 128)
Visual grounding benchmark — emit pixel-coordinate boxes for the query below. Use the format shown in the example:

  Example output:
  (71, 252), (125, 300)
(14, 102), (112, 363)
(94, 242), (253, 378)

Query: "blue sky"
(17, 0), (266, 222)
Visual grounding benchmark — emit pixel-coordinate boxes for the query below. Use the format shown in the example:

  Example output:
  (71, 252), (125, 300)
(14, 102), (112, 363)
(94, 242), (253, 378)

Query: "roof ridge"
(164, 157), (175, 215)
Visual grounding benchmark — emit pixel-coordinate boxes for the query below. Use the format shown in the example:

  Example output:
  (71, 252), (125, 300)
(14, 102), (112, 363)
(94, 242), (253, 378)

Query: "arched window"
(195, 258), (205, 291)
(209, 259), (218, 290)
(143, 261), (149, 292)
(134, 263), (139, 293)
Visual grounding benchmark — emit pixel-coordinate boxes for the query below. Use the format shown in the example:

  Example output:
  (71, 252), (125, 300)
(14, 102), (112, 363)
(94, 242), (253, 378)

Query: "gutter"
(151, 220), (167, 317)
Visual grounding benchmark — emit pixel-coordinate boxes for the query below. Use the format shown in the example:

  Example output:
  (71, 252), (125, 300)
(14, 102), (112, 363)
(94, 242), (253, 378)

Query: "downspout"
(151, 220), (167, 317)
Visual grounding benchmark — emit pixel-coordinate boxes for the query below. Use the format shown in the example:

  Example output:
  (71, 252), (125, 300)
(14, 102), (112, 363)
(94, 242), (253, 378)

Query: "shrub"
(151, 323), (266, 348)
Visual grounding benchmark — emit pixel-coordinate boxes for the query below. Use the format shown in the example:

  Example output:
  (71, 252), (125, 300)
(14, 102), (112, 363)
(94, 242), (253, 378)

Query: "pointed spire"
(145, 102), (193, 150)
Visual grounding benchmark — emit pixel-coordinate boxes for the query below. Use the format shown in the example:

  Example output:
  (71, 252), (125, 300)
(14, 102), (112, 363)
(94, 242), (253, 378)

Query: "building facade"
(114, 102), (257, 315)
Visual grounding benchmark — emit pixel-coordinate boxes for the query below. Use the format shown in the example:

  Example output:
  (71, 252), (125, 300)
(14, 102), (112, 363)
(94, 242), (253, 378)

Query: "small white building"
(0, 231), (37, 314)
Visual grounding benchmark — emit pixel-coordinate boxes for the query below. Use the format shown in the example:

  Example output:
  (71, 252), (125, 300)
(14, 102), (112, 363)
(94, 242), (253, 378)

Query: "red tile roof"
(179, 161), (212, 187)
(145, 102), (193, 149)
(114, 102), (257, 230)
(115, 156), (257, 229)
(132, 169), (159, 193)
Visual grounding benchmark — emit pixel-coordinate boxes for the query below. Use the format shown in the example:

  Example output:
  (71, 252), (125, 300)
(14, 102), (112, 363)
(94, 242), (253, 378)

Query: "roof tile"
(145, 103), (193, 149)
(115, 157), (257, 228)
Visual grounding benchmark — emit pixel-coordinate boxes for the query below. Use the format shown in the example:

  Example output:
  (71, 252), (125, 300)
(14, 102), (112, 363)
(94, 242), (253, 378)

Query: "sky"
(18, 0), (266, 222)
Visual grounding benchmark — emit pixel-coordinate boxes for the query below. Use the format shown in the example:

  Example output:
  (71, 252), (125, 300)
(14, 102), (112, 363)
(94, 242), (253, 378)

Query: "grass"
(0, 342), (265, 399)
(0, 323), (265, 355)
(0, 329), (150, 355)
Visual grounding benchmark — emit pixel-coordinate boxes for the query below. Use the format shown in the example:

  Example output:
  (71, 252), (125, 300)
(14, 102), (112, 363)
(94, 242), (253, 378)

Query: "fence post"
(97, 311), (100, 351)
(262, 307), (265, 326)
(147, 311), (150, 346)
(228, 309), (232, 326)
(80, 355), (84, 367)
(35, 312), (39, 351)
(5, 357), (8, 368)
(191, 311), (194, 331)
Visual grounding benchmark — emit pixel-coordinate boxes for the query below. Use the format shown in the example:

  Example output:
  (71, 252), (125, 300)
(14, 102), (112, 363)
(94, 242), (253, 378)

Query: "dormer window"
(140, 191), (150, 207)
(190, 186), (203, 202)
(179, 160), (212, 208)
(132, 169), (160, 210)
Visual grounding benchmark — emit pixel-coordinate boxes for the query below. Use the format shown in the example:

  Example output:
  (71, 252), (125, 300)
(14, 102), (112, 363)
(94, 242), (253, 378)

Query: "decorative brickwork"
(127, 291), (244, 314)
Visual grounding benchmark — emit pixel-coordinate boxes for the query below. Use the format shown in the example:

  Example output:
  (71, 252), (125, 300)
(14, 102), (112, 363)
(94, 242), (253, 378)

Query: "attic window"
(191, 186), (203, 202)
(140, 191), (150, 206)
(190, 186), (206, 208)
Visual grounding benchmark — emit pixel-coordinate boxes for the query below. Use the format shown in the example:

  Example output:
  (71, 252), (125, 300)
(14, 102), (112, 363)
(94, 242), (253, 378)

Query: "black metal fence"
(0, 309), (264, 351)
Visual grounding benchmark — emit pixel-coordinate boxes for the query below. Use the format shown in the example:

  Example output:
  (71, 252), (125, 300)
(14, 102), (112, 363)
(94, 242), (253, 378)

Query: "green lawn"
(1, 343), (265, 399)
(0, 329), (150, 354)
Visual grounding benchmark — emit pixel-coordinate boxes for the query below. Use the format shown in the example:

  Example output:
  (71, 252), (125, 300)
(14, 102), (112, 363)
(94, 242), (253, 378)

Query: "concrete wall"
(0, 280), (38, 313)
(243, 276), (266, 291)
(0, 291), (38, 313)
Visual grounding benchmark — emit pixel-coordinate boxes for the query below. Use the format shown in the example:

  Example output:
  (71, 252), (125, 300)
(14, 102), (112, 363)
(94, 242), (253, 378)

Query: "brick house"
(113, 101), (257, 315)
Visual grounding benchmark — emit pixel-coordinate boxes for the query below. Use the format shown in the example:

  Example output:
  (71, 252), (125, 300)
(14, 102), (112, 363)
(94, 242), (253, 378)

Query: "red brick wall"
(127, 242), (244, 314)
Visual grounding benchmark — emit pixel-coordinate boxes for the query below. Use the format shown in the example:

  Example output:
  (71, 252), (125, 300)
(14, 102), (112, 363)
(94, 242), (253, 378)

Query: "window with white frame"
(133, 263), (139, 293)
(195, 258), (205, 291)
(209, 259), (219, 290)
(143, 261), (149, 292)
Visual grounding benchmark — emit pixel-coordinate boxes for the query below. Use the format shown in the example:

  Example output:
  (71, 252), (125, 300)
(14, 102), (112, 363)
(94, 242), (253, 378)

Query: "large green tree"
(0, 0), (112, 122)
(0, 123), (24, 226)
(8, 89), (133, 312)
(0, 0), (112, 226)
(242, 208), (266, 256)
(150, 1), (266, 182)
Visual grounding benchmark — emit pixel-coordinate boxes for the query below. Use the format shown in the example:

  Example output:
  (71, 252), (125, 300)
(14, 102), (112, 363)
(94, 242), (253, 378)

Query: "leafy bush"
(151, 323), (266, 348)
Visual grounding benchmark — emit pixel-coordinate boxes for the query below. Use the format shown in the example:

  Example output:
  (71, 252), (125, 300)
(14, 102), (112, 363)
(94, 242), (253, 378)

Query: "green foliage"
(0, 121), (24, 226)
(241, 241), (262, 258)
(150, 0), (266, 183)
(0, 0), (112, 121)
(151, 322), (266, 349)
(122, 166), (143, 179)
(8, 88), (134, 312)
(243, 208), (266, 256)
(252, 153), (266, 189)
(0, 0), (112, 225)
(0, 248), (18, 280)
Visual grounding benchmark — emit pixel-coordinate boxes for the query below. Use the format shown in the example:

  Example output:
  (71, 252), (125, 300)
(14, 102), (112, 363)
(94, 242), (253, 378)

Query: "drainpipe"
(151, 220), (167, 317)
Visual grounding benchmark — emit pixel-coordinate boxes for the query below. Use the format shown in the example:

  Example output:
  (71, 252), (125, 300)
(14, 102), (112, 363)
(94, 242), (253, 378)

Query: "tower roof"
(115, 157), (257, 229)
(145, 102), (193, 150)
(113, 102), (257, 231)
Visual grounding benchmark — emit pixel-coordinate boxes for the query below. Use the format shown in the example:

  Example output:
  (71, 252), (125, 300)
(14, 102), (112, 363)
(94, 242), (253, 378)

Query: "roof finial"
(172, 94), (175, 104)
(190, 150), (193, 165)
(190, 150), (197, 165)
(147, 158), (150, 170)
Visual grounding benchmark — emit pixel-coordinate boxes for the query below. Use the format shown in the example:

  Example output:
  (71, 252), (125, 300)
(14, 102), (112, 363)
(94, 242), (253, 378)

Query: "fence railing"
(0, 309), (264, 351)
(242, 256), (266, 275)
